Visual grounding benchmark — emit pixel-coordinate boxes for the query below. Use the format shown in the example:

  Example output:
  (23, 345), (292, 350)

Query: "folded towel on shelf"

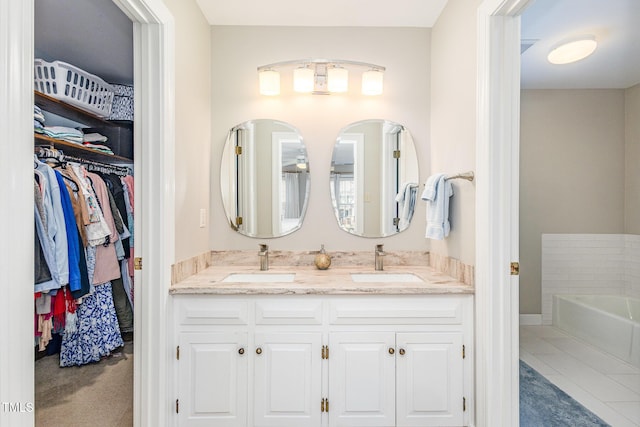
(34, 106), (45, 125)
(83, 132), (108, 143)
(421, 173), (453, 240)
(395, 182), (419, 229)
(42, 126), (83, 144)
(82, 142), (114, 155)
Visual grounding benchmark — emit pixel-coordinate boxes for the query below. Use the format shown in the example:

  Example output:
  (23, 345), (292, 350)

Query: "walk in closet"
(33, 0), (135, 424)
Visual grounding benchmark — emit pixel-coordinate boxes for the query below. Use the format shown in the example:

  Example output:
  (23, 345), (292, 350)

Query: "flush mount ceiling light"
(258, 59), (385, 96)
(547, 35), (597, 65)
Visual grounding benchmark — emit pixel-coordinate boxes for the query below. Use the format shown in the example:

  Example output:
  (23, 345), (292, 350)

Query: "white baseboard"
(519, 314), (542, 325)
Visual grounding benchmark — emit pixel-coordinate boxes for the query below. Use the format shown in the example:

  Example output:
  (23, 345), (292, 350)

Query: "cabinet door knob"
(238, 348), (245, 355)
(256, 347), (262, 355)
(399, 348), (406, 355)
(388, 347), (395, 355)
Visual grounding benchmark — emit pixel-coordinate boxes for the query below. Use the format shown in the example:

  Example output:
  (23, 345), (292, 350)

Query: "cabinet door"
(396, 332), (464, 427)
(178, 332), (248, 427)
(329, 332), (396, 427)
(253, 332), (322, 427)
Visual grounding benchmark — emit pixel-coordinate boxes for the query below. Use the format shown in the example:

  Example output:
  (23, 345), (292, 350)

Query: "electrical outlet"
(199, 208), (206, 228)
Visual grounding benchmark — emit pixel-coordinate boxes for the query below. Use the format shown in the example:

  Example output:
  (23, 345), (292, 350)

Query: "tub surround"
(541, 233), (640, 324)
(171, 249), (475, 287)
(553, 294), (640, 368)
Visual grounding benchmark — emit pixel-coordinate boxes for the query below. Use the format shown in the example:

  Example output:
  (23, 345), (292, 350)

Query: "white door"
(329, 332), (396, 427)
(396, 332), (464, 427)
(178, 332), (248, 427)
(253, 332), (322, 427)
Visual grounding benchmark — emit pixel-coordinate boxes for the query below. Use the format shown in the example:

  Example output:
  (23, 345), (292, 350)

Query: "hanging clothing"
(34, 157), (69, 291)
(59, 283), (123, 366)
(86, 172), (121, 285)
(55, 171), (82, 293)
(34, 153), (132, 365)
(99, 173), (131, 257)
(60, 246), (123, 367)
(121, 176), (135, 287)
(34, 181), (53, 286)
(71, 164), (111, 246)
(57, 166), (90, 247)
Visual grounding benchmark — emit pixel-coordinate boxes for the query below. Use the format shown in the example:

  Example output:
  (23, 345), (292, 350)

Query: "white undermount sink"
(350, 273), (424, 283)
(221, 273), (296, 283)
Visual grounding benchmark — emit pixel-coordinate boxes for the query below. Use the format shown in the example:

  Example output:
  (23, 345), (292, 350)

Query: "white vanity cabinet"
(173, 294), (473, 427)
(329, 331), (464, 427)
(253, 332), (323, 426)
(175, 299), (250, 427)
(177, 332), (248, 427)
(328, 332), (397, 426)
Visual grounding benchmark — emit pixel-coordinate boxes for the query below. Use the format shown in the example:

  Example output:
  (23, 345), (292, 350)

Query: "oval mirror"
(330, 120), (419, 237)
(221, 119), (310, 238)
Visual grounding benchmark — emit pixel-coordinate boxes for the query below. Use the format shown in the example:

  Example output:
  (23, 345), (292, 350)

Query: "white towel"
(421, 173), (453, 240)
(395, 182), (418, 228)
(83, 132), (108, 143)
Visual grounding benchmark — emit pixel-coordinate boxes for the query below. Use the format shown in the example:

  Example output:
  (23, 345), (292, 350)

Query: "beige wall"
(625, 84), (640, 233)
(429, 0), (481, 266)
(210, 26), (431, 252)
(519, 89), (626, 314)
(164, 0), (212, 262)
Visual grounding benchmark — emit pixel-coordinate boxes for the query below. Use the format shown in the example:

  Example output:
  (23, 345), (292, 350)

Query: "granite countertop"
(169, 265), (474, 295)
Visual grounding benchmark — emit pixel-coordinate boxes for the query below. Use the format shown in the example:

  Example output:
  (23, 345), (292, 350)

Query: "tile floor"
(520, 325), (640, 427)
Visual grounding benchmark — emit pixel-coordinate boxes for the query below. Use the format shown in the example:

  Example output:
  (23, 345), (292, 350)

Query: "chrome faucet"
(259, 244), (269, 271)
(375, 244), (385, 271)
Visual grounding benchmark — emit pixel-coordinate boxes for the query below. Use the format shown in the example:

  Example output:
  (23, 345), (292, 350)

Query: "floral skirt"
(59, 282), (124, 367)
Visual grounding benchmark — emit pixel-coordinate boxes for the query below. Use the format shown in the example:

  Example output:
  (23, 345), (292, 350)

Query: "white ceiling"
(195, 0), (449, 27)
(520, 0), (640, 89)
(32, 0), (639, 90)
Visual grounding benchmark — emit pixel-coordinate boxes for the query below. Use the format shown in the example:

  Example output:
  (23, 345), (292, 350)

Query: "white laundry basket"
(34, 59), (114, 117)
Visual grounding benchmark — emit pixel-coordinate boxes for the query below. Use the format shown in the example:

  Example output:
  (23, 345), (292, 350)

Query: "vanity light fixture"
(362, 69), (384, 96)
(547, 35), (597, 65)
(296, 155), (307, 170)
(257, 59), (385, 96)
(258, 69), (280, 96)
(293, 66), (315, 93)
(327, 66), (349, 93)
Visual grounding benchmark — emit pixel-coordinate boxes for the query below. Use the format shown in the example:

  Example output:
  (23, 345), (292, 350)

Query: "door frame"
(476, 0), (529, 425)
(0, 0), (175, 425)
(2, 0), (533, 424)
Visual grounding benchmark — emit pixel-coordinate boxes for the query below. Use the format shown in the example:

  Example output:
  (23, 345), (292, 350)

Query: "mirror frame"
(220, 119), (310, 238)
(330, 119), (420, 238)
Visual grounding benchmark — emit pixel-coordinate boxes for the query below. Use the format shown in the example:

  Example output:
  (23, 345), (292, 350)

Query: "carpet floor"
(35, 342), (133, 426)
(520, 360), (611, 427)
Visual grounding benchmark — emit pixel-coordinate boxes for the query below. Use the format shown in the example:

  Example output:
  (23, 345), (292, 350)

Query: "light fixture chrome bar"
(257, 58), (385, 73)
(258, 58), (385, 96)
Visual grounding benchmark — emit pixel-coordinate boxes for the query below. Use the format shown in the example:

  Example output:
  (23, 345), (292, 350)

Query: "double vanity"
(171, 118), (474, 426)
(170, 252), (474, 427)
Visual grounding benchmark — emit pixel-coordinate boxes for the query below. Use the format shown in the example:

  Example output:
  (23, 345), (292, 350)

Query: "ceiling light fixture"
(547, 35), (597, 65)
(258, 59), (385, 96)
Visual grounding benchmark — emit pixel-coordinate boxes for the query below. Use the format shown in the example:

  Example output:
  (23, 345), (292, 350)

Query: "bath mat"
(519, 360), (610, 427)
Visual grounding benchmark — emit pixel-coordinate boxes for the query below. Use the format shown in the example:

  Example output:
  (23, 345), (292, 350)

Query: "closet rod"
(36, 146), (130, 176)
